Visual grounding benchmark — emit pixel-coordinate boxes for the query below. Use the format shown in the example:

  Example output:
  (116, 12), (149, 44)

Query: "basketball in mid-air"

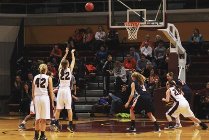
(85, 2), (94, 12)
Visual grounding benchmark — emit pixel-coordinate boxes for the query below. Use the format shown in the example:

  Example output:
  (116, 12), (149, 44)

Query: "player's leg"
(65, 90), (74, 132)
(34, 119), (40, 140)
(67, 109), (74, 132)
(147, 112), (161, 131)
(39, 96), (50, 140)
(19, 114), (33, 129)
(174, 116), (182, 128)
(188, 117), (208, 130)
(126, 107), (136, 132)
(34, 97), (41, 140)
(39, 119), (47, 140)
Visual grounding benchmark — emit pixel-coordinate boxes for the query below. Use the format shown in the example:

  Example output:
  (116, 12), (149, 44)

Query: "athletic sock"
(153, 121), (158, 126)
(131, 120), (135, 128)
(69, 121), (73, 126)
(40, 131), (45, 137)
(35, 130), (39, 138)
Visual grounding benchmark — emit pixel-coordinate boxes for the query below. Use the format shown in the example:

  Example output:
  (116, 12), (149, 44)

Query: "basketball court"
(0, 0), (209, 140)
(0, 117), (208, 140)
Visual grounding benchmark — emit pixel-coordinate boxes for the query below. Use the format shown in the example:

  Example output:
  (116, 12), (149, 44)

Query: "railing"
(0, 0), (208, 14)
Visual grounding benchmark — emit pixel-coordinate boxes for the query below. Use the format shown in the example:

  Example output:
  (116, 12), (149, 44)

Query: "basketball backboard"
(108, 0), (166, 29)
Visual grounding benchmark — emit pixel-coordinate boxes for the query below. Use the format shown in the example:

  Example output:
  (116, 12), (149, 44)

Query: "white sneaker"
(174, 123), (182, 128)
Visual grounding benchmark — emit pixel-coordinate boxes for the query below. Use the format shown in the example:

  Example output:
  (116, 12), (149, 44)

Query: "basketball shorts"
(34, 95), (50, 120)
(167, 100), (194, 118)
(30, 101), (35, 115)
(132, 94), (154, 113)
(56, 87), (72, 110)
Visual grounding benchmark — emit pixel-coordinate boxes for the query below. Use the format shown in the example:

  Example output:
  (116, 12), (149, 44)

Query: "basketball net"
(124, 22), (140, 40)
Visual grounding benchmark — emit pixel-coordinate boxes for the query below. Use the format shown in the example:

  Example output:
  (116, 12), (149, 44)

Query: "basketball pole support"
(158, 23), (187, 82)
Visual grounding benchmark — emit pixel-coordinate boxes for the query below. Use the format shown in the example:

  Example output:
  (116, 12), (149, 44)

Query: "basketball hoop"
(124, 22), (140, 40)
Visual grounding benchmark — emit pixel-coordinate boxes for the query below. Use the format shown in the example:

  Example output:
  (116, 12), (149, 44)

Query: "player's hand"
(71, 49), (75, 54)
(162, 98), (166, 102)
(74, 97), (79, 101)
(66, 47), (69, 53)
(125, 102), (129, 108)
(51, 103), (55, 110)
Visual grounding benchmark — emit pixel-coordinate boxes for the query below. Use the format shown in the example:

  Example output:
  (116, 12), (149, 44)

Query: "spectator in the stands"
(136, 54), (149, 72)
(106, 29), (119, 50)
(154, 35), (164, 48)
(72, 29), (83, 49)
(102, 55), (114, 96)
(147, 68), (161, 94)
(140, 41), (153, 61)
(11, 75), (23, 104)
(50, 44), (62, 64)
(130, 47), (140, 62)
(113, 61), (127, 91)
(20, 83), (31, 115)
(154, 41), (166, 69)
(189, 28), (204, 55)
(196, 82), (209, 119)
(47, 62), (57, 78)
(108, 84), (129, 116)
(142, 61), (153, 78)
(123, 54), (136, 70)
(140, 34), (154, 49)
(26, 72), (33, 92)
(82, 27), (94, 50)
(166, 72), (192, 103)
(94, 26), (106, 50)
(96, 46), (108, 72)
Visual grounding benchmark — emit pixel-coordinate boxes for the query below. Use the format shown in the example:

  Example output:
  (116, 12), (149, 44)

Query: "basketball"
(85, 2), (94, 12)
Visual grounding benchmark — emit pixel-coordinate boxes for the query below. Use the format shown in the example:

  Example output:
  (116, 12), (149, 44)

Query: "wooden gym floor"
(0, 116), (208, 140)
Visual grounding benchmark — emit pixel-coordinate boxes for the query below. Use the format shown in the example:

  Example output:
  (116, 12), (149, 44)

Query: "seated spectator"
(188, 28), (204, 55)
(95, 46), (108, 71)
(47, 62), (58, 77)
(130, 47), (140, 62)
(196, 82), (209, 119)
(142, 61), (153, 78)
(147, 68), (161, 94)
(123, 54), (136, 70)
(25, 72), (33, 92)
(94, 26), (106, 50)
(154, 35), (164, 48)
(11, 75), (23, 104)
(82, 27), (94, 50)
(20, 83), (31, 115)
(140, 41), (153, 61)
(106, 29), (119, 50)
(50, 44), (62, 64)
(108, 84), (129, 116)
(113, 61), (127, 91)
(154, 41), (166, 69)
(72, 29), (83, 49)
(140, 34), (154, 49)
(102, 55), (114, 96)
(136, 54), (149, 72)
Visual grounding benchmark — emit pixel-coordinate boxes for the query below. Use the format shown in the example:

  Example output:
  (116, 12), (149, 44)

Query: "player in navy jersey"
(125, 72), (160, 132)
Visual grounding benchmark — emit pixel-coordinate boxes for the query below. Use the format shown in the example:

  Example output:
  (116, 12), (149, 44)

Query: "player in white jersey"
(52, 47), (75, 132)
(32, 64), (54, 140)
(162, 80), (208, 130)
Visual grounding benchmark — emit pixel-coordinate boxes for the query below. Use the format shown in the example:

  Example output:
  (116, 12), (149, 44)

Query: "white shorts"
(34, 95), (50, 120)
(167, 100), (194, 118)
(56, 87), (72, 110)
(30, 101), (35, 115)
